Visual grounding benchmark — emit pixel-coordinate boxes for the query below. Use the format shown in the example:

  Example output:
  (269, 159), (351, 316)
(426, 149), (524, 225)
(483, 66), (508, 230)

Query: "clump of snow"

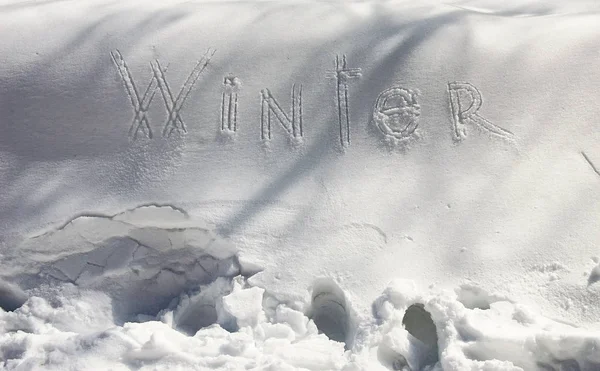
(455, 283), (509, 310)
(220, 277), (266, 329)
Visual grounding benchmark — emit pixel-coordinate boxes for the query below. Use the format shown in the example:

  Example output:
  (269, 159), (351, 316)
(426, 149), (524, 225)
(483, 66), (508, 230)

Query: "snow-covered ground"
(1, 0), (600, 369)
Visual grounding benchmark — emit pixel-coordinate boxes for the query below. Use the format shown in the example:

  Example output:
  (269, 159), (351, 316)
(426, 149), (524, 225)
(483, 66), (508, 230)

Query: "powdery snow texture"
(1, 0), (600, 369)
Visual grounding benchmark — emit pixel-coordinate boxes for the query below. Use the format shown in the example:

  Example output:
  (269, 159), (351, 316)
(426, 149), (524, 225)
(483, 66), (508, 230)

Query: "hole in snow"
(170, 278), (234, 335)
(402, 303), (439, 366)
(392, 354), (412, 371)
(0, 280), (28, 312)
(177, 302), (218, 335)
(174, 295), (219, 335)
(309, 279), (348, 345)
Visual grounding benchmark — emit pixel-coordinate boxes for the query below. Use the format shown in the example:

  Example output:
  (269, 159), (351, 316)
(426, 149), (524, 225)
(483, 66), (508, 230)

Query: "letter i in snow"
(221, 76), (241, 133)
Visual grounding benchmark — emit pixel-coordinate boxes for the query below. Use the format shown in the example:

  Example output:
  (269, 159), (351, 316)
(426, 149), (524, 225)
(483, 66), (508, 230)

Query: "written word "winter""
(111, 50), (516, 146)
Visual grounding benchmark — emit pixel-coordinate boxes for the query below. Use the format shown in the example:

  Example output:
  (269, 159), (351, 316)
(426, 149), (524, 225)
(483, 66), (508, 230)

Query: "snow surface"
(1, 0), (600, 369)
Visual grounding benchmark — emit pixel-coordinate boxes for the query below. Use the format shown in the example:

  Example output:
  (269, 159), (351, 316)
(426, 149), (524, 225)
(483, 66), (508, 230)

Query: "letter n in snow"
(260, 85), (303, 143)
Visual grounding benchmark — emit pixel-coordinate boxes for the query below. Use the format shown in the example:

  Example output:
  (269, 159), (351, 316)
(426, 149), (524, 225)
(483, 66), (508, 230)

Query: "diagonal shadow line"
(360, 12), (460, 86)
(217, 132), (333, 238)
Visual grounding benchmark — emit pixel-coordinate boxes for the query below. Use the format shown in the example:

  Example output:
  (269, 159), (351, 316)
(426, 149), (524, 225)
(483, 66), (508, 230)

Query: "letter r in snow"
(447, 82), (515, 142)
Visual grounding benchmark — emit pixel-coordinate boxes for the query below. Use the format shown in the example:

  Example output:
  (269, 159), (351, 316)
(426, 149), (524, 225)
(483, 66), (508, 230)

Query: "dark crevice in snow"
(587, 264), (600, 286)
(169, 278), (237, 335)
(109, 248), (241, 323)
(402, 303), (439, 367)
(0, 279), (28, 312)
(176, 302), (218, 335)
(309, 279), (349, 347)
